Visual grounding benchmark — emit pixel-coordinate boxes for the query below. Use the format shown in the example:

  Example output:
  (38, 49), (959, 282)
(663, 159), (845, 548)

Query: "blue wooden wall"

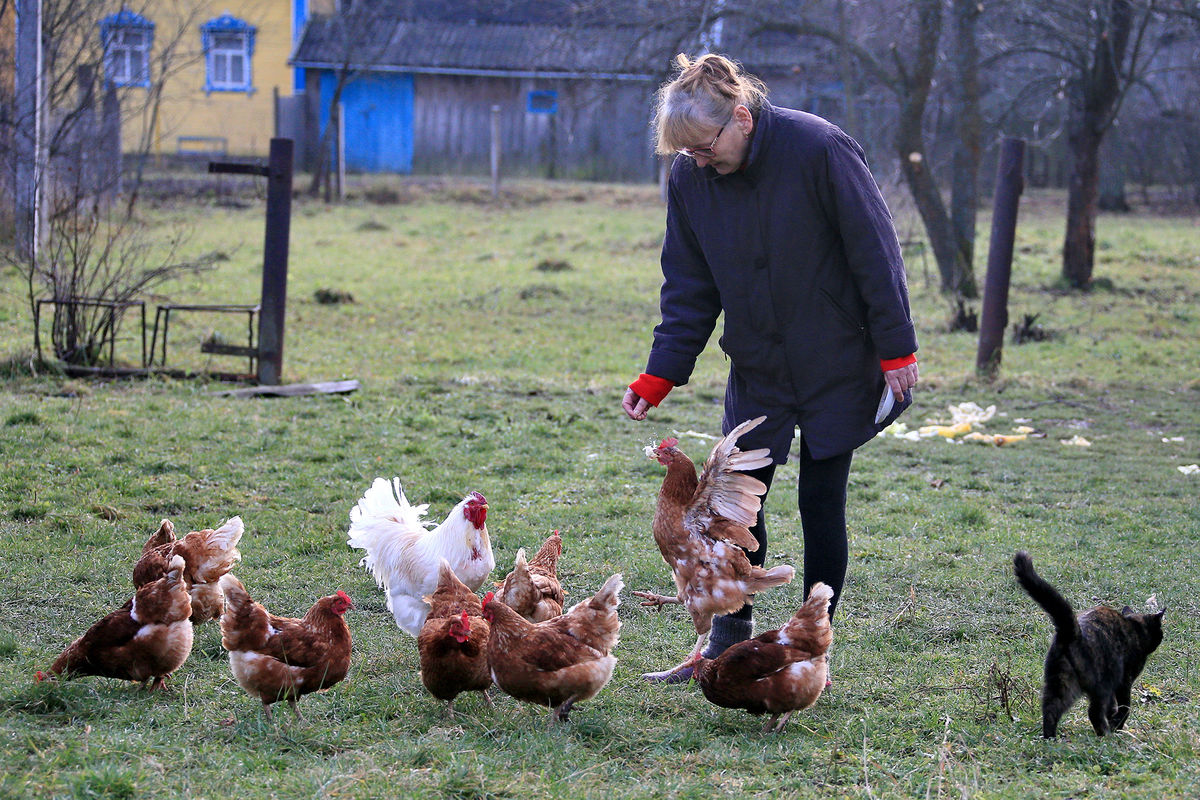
(318, 71), (415, 173)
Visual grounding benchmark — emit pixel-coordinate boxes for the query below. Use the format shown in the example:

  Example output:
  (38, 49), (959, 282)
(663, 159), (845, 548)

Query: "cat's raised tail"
(1013, 551), (1081, 645)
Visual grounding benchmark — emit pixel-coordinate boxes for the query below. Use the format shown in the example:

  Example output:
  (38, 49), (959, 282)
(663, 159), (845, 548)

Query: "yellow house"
(100, 0), (310, 158)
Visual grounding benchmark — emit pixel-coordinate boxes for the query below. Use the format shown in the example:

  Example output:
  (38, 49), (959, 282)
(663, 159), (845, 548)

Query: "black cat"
(1013, 551), (1165, 738)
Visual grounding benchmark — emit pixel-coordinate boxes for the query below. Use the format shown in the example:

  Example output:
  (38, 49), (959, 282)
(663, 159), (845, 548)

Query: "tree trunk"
(1060, 0), (1134, 289)
(308, 73), (349, 198)
(1062, 120), (1102, 288)
(893, 0), (976, 298)
(899, 131), (973, 297)
(950, 0), (982, 283)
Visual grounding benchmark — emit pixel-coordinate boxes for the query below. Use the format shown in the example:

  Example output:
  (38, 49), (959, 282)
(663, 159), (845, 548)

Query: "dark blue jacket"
(645, 102), (918, 460)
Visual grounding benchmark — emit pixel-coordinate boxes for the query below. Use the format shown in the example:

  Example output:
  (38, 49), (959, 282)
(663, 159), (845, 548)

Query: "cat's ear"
(1121, 606), (1135, 616)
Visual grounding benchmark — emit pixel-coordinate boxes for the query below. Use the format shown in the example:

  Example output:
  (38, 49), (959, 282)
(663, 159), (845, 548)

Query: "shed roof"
(291, 16), (683, 80)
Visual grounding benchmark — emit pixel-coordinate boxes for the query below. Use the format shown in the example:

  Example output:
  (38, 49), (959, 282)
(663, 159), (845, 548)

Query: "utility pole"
(15, 0), (44, 262)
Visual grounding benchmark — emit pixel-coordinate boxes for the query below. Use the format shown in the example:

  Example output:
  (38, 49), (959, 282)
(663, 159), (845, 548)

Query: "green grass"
(1, 177), (1198, 798)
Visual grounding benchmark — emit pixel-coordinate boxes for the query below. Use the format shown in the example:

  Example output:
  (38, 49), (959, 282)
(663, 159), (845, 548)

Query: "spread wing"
(684, 416), (772, 551)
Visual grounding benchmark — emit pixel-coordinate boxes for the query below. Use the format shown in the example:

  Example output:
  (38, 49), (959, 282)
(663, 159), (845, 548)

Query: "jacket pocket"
(820, 288), (866, 336)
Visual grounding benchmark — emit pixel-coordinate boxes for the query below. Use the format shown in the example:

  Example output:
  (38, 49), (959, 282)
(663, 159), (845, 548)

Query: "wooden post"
(335, 101), (345, 201)
(976, 137), (1026, 377)
(258, 138), (294, 385)
(14, 0), (43, 262)
(490, 104), (501, 198)
(75, 65), (97, 199)
(99, 83), (122, 206)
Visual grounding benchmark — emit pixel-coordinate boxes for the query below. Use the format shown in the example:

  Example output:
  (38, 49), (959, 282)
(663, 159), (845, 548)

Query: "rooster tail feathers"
(1013, 551), (1079, 644)
(346, 477), (433, 591)
(348, 477), (431, 531)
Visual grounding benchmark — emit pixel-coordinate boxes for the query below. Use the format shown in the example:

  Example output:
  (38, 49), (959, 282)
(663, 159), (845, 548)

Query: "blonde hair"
(653, 53), (768, 156)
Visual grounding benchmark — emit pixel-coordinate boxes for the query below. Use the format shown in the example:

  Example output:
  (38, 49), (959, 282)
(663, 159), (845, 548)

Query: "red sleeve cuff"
(880, 354), (917, 371)
(629, 373), (674, 407)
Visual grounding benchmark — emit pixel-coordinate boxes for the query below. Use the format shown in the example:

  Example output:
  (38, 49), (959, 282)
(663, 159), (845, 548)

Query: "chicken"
(132, 516), (244, 624)
(494, 530), (565, 622)
(37, 555), (193, 690)
(218, 574), (354, 722)
(481, 576), (622, 724)
(417, 560), (492, 713)
(347, 477), (493, 636)
(634, 416), (795, 680)
(541, 573), (623, 655)
(688, 583), (834, 733)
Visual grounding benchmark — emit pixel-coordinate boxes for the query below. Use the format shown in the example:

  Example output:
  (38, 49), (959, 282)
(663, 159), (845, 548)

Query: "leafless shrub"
(10, 197), (220, 366)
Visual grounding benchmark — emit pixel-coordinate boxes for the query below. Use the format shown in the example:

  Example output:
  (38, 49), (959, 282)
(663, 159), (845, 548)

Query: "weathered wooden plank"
(205, 379), (360, 398)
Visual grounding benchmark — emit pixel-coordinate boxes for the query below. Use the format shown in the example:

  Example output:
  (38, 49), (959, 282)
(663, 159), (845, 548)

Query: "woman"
(623, 53), (919, 682)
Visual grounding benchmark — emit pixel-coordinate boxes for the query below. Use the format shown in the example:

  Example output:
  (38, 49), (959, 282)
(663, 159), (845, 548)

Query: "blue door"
(319, 71), (414, 173)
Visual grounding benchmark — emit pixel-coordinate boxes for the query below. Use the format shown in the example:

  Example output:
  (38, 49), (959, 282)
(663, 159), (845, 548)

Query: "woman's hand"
(622, 388), (653, 421)
(883, 361), (919, 401)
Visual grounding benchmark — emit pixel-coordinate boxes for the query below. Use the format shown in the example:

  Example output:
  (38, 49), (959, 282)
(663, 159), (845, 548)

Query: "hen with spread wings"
(635, 416), (795, 680)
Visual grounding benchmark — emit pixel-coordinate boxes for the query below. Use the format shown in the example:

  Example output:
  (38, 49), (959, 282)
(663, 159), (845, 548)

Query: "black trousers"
(731, 436), (853, 621)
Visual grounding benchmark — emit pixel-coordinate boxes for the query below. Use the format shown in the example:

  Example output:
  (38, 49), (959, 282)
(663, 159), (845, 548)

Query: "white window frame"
(201, 25), (255, 92)
(104, 26), (151, 87)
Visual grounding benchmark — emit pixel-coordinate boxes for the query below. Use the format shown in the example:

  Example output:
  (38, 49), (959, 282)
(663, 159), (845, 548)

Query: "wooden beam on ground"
(204, 379), (360, 398)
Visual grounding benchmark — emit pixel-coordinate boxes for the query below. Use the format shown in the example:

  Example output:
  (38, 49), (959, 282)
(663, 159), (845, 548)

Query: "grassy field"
(1, 177), (1197, 799)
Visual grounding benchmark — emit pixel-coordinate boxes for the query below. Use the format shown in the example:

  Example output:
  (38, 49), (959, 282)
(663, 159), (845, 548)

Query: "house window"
(100, 11), (154, 88)
(527, 90), (558, 114)
(201, 15), (256, 93)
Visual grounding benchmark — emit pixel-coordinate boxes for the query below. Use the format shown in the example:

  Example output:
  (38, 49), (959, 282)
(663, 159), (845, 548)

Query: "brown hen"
(482, 576), (621, 724)
(690, 582), (834, 733)
(38, 555), (193, 690)
(494, 530), (565, 622)
(417, 560), (492, 713)
(634, 416), (795, 680)
(219, 575), (353, 722)
(132, 516), (243, 624)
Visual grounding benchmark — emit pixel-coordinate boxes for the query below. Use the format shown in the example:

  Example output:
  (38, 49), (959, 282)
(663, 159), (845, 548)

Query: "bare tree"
(998, 0), (1180, 288)
(1, 0), (225, 367)
(748, 0), (981, 298)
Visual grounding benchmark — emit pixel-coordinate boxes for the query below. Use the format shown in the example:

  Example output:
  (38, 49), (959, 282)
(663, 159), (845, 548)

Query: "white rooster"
(347, 477), (493, 636)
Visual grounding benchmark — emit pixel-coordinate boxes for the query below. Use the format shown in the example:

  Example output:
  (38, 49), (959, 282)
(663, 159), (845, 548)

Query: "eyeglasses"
(678, 122), (728, 159)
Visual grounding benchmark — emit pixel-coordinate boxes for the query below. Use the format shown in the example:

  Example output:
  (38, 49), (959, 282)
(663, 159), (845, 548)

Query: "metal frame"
(149, 303), (260, 375)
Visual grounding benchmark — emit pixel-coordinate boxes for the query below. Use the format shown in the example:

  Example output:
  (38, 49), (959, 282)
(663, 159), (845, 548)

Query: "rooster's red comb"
(336, 590), (352, 604)
(660, 437), (678, 450)
(482, 591), (494, 607)
(460, 610), (470, 625)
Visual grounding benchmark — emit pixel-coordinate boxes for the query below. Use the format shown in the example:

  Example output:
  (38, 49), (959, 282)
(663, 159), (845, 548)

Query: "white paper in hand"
(874, 384), (895, 425)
